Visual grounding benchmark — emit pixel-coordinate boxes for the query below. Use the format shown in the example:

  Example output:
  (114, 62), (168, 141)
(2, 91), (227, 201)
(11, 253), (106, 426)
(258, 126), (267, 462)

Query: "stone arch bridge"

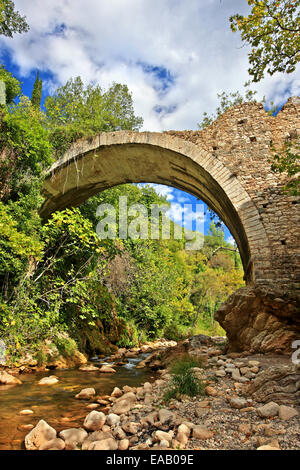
(41, 98), (300, 354)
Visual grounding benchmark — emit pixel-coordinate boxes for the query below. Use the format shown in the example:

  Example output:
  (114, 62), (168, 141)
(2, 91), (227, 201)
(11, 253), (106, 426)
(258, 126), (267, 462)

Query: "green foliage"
(0, 64), (21, 103)
(31, 71), (42, 109)
(55, 335), (77, 358)
(230, 0), (300, 82)
(0, 0), (29, 37)
(163, 355), (205, 402)
(270, 138), (300, 195)
(44, 77), (143, 156)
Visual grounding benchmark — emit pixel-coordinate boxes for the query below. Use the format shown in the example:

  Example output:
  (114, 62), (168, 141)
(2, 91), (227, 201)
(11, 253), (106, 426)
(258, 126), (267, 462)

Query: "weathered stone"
(89, 438), (118, 450)
(278, 405), (299, 421)
(106, 413), (121, 427)
(99, 365), (116, 373)
(153, 430), (172, 443)
(118, 439), (129, 450)
(0, 370), (22, 385)
(39, 438), (65, 450)
(79, 365), (99, 372)
(111, 399), (131, 415)
(59, 428), (88, 449)
(81, 431), (114, 450)
(228, 397), (248, 409)
(25, 420), (57, 450)
(83, 411), (106, 431)
(158, 409), (175, 425)
(38, 376), (59, 386)
(247, 365), (300, 405)
(192, 425), (214, 440)
(111, 387), (123, 398)
(75, 388), (96, 400)
(257, 402), (280, 418)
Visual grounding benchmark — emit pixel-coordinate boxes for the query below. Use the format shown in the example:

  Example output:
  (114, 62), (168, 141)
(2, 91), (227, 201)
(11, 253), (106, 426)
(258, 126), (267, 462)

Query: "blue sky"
(0, 0), (299, 243)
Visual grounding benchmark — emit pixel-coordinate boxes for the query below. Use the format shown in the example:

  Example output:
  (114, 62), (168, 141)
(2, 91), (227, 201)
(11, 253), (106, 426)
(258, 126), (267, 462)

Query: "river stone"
(0, 370), (22, 385)
(19, 409), (34, 415)
(177, 424), (190, 437)
(75, 388), (96, 400)
(113, 426), (127, 440)
(111, 399), (131, 415)
(89, 438), (118, 450)
(118, 439), (129, 450)
(176, 431), (189, 446)
(79, 365), (99, 372)
(192, 425), (214, 440)
(158, 409), (175, 426)
(38, 376), (59, 385)
(25, 419), (57, 450)
(81, 431), (114, 450)
(257, 445), (280, 450)
(228, 397), (248, 409)
(59, 428), (88, 449)
(153, 430), (172, 442)
(122, 421), (140, 434)
(278, 405), (299, 421)
(99, 365), (116, 373)
(111, 387), (123, 398)
(39, 438), (65, 450)
(106, 413), (121, 426)
(257, 402), (280, 418)
(83, 411), (106, 431)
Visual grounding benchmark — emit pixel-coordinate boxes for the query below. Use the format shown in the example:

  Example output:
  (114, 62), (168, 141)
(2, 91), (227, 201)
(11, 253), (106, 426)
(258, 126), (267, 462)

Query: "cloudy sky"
(1, 0), (298, 242)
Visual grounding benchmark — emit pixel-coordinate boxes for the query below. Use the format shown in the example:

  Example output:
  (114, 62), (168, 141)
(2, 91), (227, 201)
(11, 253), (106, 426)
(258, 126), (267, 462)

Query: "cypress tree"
(31, 71), (42, 109)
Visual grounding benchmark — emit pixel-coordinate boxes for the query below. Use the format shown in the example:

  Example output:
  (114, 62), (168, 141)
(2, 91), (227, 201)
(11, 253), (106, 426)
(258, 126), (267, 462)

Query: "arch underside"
(41, 142), (252, 280)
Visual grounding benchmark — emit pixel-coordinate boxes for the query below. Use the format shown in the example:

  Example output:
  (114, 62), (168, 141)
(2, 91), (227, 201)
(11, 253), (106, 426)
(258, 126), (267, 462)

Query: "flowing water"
(0, 354), (155, 450)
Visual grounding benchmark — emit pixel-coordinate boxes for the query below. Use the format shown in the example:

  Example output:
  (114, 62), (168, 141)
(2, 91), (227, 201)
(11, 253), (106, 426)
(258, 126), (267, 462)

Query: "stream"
(0, 353), (155, 450)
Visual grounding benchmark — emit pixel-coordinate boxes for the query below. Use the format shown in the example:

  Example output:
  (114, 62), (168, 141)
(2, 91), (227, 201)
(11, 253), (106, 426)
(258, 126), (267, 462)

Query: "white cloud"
(1, 0), (299, 131)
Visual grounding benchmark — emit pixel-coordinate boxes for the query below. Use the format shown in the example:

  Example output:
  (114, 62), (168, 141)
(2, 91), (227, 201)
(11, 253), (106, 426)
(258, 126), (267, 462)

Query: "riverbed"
(0, 354), (155, 450)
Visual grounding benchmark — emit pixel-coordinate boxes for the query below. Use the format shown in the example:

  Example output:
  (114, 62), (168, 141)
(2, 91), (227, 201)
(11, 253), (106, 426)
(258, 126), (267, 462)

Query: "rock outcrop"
(215, 286), (300, 354)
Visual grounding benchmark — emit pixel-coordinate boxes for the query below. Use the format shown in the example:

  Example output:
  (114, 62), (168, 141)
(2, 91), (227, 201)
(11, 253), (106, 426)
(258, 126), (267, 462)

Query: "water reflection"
(0, 354), (155, 450)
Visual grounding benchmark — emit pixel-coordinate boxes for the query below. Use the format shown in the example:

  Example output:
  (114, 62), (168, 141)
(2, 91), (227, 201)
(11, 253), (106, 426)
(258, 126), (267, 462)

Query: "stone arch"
(41, 131), (271, 284)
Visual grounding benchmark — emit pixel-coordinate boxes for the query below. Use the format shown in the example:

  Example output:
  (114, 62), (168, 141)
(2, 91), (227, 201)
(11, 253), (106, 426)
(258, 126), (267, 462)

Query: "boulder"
(38, 376), (59, 386)
(111, 399), (131, 415)
(99, 365), (116, 373)
(106, 413), (121, 427)
(153, 430), (172, 443)
(89, 438), (118, 450)
(247, 364), (300, 405)
(83, 411), (106, 431)
(25, 420), (57, 450)
(257, 402), (280, 418)
(39, 438), (65, 450)
(278, 405), (299, 421)
(111, 387), (123, 398)
(82, 431), (114, 450)
(158, 409), (175, 426)
(0, 370), (22, 385)
(75, 388), (96, 400)
(118, 439), (130, 450)
(59, 428), (88, 450)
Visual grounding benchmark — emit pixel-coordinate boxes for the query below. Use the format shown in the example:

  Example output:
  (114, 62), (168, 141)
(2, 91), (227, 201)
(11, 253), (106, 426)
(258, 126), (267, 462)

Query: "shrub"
(163, 354), (205, 402)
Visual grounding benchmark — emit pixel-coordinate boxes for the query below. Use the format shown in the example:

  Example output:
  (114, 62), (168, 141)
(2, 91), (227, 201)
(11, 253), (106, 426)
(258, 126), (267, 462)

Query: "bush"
(55, 335), (77, 358)
(163, 355), (205, 402)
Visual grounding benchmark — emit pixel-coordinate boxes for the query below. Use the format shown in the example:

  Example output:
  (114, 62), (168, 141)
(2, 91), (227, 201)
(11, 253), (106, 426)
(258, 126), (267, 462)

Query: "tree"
(0, 0), (29, 37)
(0, 64), (21, 103)
(31, 71), (42, 109)
(45, 77), (143, 156)
(230, 0), (300, 82)
(270, 138), (300, 195)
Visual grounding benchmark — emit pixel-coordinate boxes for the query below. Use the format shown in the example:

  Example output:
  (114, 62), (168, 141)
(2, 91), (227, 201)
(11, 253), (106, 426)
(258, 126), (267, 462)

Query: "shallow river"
(0, 354), (155, 450)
